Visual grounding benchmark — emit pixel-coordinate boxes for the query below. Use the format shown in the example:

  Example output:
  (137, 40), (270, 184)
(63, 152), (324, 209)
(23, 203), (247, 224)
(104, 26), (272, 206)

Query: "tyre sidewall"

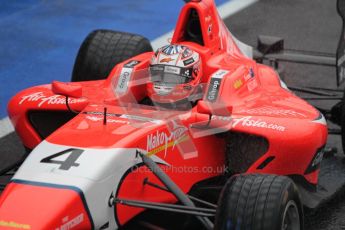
(277, 179), (304, 230)
(215, 174), (303, 230)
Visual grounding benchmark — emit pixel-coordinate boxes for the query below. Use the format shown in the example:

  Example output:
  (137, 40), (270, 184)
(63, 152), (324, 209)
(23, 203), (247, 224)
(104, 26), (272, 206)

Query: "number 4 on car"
(40, 149), (83, 170)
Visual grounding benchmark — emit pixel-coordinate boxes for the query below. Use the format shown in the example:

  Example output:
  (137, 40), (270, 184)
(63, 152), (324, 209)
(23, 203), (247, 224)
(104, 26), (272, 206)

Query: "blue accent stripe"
(11, 179), (95, 229)
(0, 0), (228, 118)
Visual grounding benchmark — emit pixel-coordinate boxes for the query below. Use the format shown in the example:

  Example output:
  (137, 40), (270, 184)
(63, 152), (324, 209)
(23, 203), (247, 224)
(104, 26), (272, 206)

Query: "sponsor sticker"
(55, 214), (84, 230)
(160, 57), (175, 63)
(147, 124), (188, 157)
(232, 116), (286, 132)
(116, 67), (133, 93)
(244, 68), (255, 81)
(164, 66), (181, 75)
(84, 112), (162, 124)
(247, 79), (258, 91)
(182, 48), (193, 58)
(233, 79), (243, 89)
(213, 70), (229, 79)
(124, 60), (141, 68)
(212, 116), (232, 121)
(0, 220), (31, 229)
(153, 83), (174, 95)
(86, 115), (130, 124)
(182, 69), (192, 77)
(238, 106), (307, 118)
(183, 58), (194, 66)
(19, 92), (85, 107)
(206, 70), (229, 102)
(207, 78), (221, 102)
(150, 65), (164, 72)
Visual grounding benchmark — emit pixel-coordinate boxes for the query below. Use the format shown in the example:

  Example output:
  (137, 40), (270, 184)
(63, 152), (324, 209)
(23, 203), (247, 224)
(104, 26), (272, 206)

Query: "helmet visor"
(150, 65), (193, 85)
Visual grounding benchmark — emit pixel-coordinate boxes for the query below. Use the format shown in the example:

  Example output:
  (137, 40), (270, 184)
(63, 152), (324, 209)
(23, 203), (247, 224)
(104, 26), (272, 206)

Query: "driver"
(146, 44), (203, 109)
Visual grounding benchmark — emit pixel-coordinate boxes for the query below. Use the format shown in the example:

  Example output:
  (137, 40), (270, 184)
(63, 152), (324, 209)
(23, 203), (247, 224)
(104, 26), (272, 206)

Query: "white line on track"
(0, 0), (258, 139)
(151, 0), (258, 50)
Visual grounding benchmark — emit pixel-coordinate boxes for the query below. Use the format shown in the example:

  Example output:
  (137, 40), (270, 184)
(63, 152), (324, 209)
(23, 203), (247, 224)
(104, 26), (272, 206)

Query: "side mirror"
(196, 100), (232, 117)
(52, 81), (83, 98)
(191, 101), (232, 138)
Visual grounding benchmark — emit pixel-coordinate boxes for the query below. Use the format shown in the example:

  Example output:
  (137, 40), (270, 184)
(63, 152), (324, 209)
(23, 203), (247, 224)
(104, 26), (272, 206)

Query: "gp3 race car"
(1, 0), (345, 229)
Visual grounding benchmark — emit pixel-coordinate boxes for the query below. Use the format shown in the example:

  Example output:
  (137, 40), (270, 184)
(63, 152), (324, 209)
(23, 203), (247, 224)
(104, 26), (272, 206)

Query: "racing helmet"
(147, 44), (202, 106)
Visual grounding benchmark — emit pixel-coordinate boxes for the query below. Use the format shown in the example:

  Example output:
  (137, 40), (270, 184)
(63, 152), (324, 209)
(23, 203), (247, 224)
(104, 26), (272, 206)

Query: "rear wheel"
(72, 30), (153, 82)
(215, 174), (303, 230)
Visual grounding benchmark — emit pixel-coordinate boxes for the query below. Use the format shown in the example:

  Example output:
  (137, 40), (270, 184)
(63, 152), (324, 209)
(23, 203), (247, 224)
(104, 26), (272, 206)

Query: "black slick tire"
(71, 30), (152, 82)
(214, 174), (303, 230)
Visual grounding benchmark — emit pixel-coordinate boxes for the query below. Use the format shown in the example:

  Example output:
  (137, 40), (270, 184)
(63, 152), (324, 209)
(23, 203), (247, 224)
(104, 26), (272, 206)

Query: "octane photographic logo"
(19, 92), (84, 107)
(147, 122), (189, 158)
(232, 116), (286, 132)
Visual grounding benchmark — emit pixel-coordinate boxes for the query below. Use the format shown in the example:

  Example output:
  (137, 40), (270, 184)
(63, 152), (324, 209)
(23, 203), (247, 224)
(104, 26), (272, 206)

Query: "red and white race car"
(2, 0), (345, 229)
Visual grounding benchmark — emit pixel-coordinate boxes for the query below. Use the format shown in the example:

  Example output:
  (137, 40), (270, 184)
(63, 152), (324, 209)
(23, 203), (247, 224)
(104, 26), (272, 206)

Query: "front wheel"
(214, 174), (303, 230)
(72, 30), (153, 82)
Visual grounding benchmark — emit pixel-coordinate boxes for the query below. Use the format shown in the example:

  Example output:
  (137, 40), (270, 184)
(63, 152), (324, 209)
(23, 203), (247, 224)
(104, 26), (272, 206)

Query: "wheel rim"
(281, 200), (300, 230)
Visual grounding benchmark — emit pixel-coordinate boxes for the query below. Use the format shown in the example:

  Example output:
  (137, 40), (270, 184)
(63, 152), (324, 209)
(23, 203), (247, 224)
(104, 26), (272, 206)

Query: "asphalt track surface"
(1, 0), (345, 229)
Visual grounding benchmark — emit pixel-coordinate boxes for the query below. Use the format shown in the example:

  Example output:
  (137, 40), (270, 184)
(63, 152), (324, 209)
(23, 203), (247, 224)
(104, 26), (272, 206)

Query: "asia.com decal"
(147, 124), (188, 157)
(232, 116), (286, 132)
(19, 92), (85, 107)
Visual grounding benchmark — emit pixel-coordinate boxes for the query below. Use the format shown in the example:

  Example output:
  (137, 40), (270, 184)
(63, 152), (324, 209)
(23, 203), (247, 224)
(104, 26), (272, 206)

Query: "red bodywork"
(0, 0), (327, 229)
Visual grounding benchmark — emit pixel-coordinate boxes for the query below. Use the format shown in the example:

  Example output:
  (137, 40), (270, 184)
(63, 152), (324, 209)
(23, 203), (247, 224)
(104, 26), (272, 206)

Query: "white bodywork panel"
(13, 141), (168, 229)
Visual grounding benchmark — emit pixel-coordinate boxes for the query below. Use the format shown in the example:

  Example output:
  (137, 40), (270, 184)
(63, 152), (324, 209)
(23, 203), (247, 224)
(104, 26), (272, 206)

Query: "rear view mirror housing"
(52, 81), (83, 98)
(196, 100), (232, 117)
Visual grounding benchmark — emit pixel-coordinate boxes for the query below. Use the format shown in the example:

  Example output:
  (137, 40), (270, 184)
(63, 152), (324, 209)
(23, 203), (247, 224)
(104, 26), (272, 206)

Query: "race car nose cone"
(0, 181), (93, 230)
